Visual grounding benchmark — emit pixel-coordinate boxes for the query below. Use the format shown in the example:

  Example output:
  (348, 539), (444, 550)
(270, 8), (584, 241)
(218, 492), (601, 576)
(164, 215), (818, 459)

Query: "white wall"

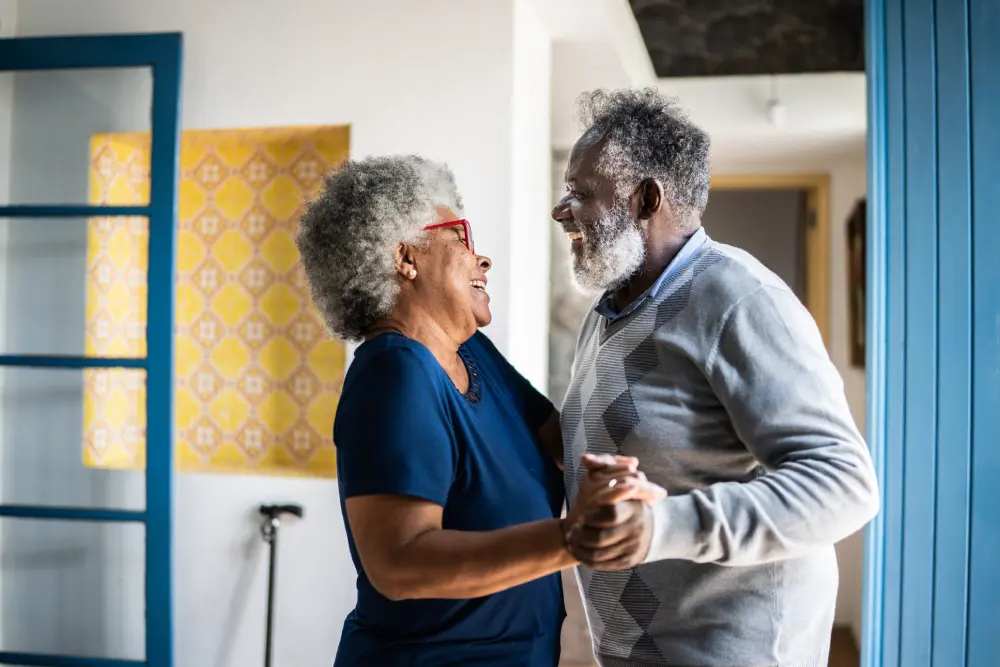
(3, 1), (549, 664)
(551, 41), (632, 150)
(535, 0), (655, 92)
(508, 0), (552, 391)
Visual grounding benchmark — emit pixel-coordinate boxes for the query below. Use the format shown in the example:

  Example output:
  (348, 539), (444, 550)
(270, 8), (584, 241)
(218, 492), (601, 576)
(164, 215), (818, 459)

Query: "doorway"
(707, 174), (831, 346)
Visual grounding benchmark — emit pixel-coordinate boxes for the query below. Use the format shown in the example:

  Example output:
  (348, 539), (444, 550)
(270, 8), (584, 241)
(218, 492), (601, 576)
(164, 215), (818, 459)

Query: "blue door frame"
(0, 33), (182, 667)
(863, 0), (1000, 665)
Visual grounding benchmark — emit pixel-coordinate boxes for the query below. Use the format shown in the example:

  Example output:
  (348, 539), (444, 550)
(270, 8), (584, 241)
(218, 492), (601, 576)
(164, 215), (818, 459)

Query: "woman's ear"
(395, 242), (418, 280)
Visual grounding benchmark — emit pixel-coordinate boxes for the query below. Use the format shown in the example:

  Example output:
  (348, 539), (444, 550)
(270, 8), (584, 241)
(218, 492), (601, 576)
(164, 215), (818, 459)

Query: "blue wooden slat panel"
(0, 33), (181, 71)
(144, 34), (183, 667)
(0, 506), (145, 522)
(0, 205), (149, 218)
(880, 0), (908, 664)
(0, 652), (143, 667)
(931, 0), (973, 664)
(900, 0), (939, 664)
(0, 355), (145, 370)
(872, 1), (1000, 664)
(967, 0), (1000, 663)
(861, 0), (889, 662)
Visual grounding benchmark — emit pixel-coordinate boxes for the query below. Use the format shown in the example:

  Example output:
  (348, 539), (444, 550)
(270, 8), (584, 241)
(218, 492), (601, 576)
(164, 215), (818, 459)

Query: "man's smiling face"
(551, 132), (645, 293)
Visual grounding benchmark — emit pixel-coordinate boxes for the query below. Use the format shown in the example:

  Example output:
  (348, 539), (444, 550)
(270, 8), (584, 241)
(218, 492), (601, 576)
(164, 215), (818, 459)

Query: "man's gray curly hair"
(577, 87), (711, 221)
(296, 155), (463, 341)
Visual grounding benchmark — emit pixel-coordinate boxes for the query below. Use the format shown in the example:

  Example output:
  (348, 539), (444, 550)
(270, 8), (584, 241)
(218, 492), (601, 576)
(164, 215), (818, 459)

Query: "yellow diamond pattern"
(212, 228), (254, 273)
(84, 126), (349, 477)
(260, 229), (299, 274)
(211, 283), (253, 327)
(259, 283), (300, 327)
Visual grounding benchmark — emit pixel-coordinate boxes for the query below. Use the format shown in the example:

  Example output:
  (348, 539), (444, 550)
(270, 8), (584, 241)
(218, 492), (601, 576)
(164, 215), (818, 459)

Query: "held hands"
(564, 454), (663, 571)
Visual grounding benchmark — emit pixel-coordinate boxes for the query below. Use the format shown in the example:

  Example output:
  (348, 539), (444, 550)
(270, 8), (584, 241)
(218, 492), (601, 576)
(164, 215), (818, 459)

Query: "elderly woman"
(296, 155), (662, 667)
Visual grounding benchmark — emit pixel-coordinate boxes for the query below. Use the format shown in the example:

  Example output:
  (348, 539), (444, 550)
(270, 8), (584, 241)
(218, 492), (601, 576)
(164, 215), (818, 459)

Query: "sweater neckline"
(599, 239), (713, 344)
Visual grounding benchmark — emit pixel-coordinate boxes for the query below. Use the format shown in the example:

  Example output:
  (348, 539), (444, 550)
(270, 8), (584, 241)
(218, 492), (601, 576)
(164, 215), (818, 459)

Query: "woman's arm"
(347, 496), (572, 600)
(347, 472), (664, 601)
(537, 410), (564, 469)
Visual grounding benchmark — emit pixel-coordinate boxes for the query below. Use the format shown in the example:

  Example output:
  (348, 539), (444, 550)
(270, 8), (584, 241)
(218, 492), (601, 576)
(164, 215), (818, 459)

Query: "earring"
(407, 269), (417, 279)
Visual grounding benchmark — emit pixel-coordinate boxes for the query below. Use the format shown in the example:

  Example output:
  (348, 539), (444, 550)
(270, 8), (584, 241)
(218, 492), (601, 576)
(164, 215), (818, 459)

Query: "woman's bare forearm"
(348, 473), (664, 601)
(379, 518), (574, 600)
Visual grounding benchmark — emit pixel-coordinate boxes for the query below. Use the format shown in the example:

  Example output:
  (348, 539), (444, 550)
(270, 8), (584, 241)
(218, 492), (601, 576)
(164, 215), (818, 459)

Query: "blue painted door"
(863, 0), (1000, 665)
(0, 34), (182, 667)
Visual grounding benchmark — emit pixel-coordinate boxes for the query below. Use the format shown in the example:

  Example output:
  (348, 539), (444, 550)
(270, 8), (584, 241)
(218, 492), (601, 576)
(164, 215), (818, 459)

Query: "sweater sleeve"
(643, 285), (880, 566)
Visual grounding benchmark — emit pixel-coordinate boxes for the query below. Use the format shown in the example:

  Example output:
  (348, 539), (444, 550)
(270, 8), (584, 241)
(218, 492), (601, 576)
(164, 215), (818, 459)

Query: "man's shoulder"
(573, 299), (605, 345)
(687, 241), (796, 316)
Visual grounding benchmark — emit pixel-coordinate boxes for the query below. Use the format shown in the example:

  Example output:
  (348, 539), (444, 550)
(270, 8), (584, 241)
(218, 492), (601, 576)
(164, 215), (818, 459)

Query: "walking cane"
(258, 503), (304, 667)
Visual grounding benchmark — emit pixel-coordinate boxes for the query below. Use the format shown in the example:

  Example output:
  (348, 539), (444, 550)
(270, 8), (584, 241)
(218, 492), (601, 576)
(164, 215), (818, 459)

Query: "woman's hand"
(563, 454), (665, 541)
(564, 453), (665, 570)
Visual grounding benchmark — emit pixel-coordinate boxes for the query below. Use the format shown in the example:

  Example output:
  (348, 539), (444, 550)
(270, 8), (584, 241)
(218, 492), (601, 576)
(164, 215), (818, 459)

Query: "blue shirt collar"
(594, 227), (708, 322)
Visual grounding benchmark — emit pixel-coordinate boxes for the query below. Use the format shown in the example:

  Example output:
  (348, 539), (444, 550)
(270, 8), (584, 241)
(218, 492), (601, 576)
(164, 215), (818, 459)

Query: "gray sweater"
(562, 237), (880, 667)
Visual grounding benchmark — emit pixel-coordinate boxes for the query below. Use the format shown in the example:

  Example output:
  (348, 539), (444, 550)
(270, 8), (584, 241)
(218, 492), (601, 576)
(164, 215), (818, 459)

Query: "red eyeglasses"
(423, 219), (475, 254)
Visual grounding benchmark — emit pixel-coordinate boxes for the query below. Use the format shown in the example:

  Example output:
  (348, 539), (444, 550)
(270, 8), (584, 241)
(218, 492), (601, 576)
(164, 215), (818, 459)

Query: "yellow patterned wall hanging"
(84, 126), (350, 477)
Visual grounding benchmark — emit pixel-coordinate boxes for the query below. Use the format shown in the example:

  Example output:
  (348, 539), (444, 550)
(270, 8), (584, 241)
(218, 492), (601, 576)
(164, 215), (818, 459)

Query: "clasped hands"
(563, 453), (665, 571)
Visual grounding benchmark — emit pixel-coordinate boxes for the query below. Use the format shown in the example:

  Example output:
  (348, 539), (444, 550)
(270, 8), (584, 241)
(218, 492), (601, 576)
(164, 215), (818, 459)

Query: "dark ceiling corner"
(629, 0), (865, 78)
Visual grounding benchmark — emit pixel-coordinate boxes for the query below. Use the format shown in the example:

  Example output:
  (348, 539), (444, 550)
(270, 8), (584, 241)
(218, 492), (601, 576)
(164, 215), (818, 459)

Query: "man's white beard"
(570, 203), (645, 293)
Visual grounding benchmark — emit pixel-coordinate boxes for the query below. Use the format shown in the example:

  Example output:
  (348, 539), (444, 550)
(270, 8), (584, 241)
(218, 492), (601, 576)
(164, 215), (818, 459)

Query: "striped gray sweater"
(562, 237), (879, 667)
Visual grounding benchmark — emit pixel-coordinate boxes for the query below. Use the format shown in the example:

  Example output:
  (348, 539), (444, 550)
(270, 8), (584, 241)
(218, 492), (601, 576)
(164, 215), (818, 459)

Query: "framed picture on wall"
(847, 198), (866, 368)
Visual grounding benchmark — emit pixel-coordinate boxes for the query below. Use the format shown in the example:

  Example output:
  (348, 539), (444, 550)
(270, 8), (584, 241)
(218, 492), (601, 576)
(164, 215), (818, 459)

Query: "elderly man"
(553, 88), (880, 667)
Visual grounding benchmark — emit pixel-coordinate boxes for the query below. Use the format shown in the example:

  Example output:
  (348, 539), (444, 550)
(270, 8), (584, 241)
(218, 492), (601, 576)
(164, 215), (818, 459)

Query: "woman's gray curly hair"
(577, 87), (710, 221)
(296, 155), (463, 341)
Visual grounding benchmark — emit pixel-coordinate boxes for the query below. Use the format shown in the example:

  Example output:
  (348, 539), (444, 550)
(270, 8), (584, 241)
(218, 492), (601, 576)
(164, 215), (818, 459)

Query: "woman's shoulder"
(349, 333), (440, 383)
(463, 330), (502, 359)
(337, 334), (450, 430)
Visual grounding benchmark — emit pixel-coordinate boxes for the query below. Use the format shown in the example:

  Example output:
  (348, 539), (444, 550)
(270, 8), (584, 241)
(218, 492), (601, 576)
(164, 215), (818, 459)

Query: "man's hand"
(568, 499), (654, 570)
(564, 454), (663, 532)
(567, 453), (660, 570)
